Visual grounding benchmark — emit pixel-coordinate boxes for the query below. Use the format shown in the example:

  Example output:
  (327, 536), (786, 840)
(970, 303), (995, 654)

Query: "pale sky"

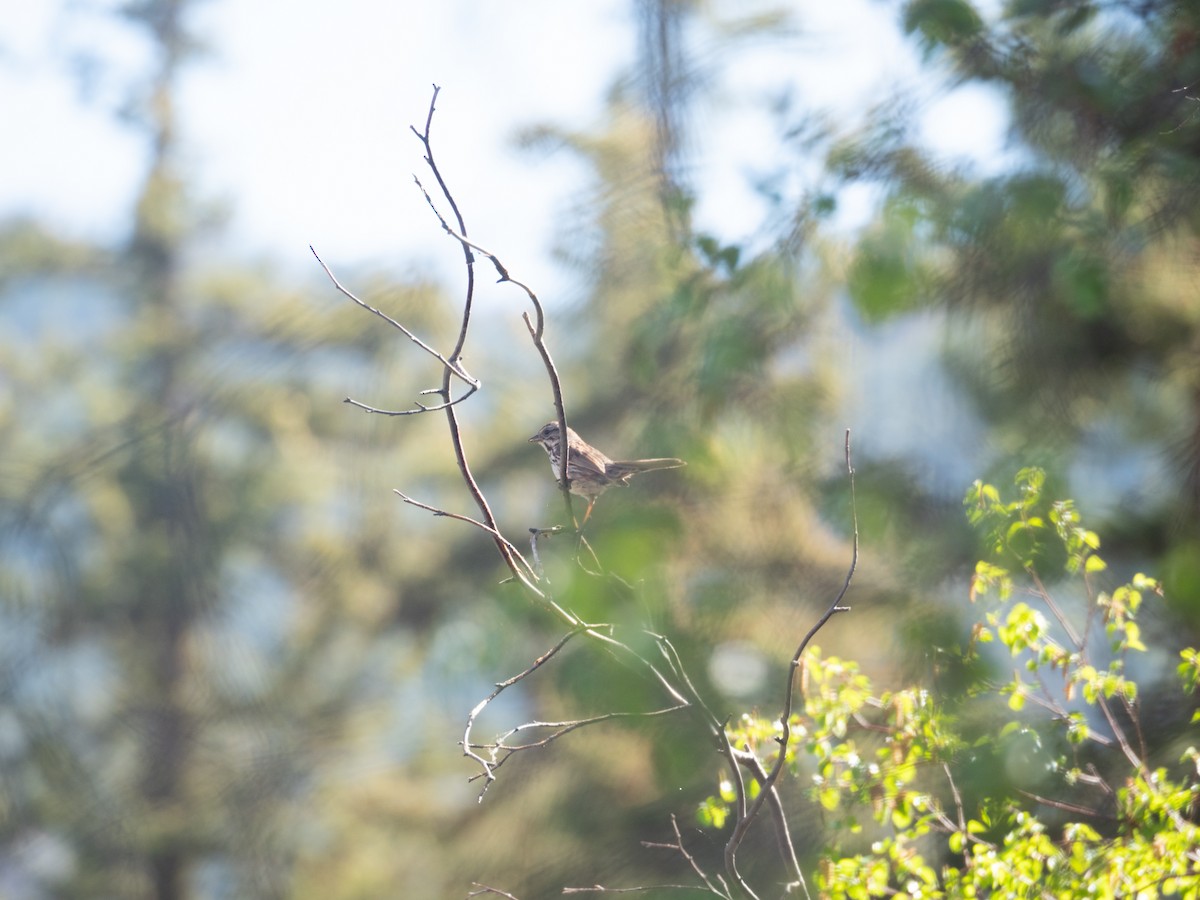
(3, 0), (1010, 302)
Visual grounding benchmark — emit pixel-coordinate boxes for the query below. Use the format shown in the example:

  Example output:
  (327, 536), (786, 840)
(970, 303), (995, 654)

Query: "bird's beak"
(528, 435), (539, 443)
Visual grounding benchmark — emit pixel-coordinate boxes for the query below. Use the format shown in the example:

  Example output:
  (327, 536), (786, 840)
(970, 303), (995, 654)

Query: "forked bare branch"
(637, 815), (732, 897)
(462, 628), (584, 797)
(467, 705), (688, 785)
(410, 174), (576, 524)
(393, 490), (540, 589)
(404, 85), (524, 577)
(468, 885), (522, 900)
(334, 86), (861, 899)
(310, 245), (479, 394)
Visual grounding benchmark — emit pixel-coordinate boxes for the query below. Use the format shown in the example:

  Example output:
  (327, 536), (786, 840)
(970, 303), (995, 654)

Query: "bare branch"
(459, 616), (706, 803)
(732, 749), (806, 898)
(562, 887), (723, 895)
(346, 86), (850, 898)
(467, 704), (688, 779)
(318, 99), (523, 577)
(343, 387), (478, 417)
(393, 490), (541, 588)
(944, 762), (967, 835)
(407, 89), (580, 530)
(1015, 788), (1117, 821)
(468, 885), (522, 900)
(461, 628), (582, 795)
(486, 704), (689, 752)
(1027, 566), (1082, 648)
(638, 815), (732, 898)
(521, 312), (575, 521)
(654, 635), (750, 823)
(725, 429), (858, 890)
(409, 172), (576, 524)
(405, 86), (525, 580)
(310, 245), (479, 391)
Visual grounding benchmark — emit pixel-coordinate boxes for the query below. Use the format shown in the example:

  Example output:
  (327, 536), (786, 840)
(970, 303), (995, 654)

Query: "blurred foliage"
(835, 0), (1200, 519)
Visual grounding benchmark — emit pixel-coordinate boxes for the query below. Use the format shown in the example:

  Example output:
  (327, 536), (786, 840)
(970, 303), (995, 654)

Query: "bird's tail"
(610, 458), (686, 477)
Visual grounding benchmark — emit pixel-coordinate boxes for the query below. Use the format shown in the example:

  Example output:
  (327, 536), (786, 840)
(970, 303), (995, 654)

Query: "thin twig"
(1027, 567), (1082, 648)
(310, 245), (478, 390)
(342, 390), (476, 417)
(468, 885), (522, 900)
(412, 178), (546, 333)
(726, 429), (858, 886)
(393, 490), (540, 588)
(408, 85), (522, 579)
(563, 885), (721, 894)
(462, 628), (584, 797)
(1016, 788), (1116, 821)
(733, 749), (807, 898)
(522, 312), (575, 523)
(648, 636), (758, 899)
(476, 703), (689, 754)
(655, 635), (751, 835)
(944, 762), (967, 835)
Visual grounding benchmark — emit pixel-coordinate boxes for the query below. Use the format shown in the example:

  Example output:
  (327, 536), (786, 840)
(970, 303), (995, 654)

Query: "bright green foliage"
(704, 469), (1199, 897)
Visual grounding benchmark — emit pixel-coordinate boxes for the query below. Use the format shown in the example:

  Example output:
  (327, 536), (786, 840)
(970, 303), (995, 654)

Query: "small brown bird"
(529, 421), (685, 523)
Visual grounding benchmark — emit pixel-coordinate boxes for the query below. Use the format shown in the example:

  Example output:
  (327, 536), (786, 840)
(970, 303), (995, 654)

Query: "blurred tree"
(523, 0), (848, 624)
(826, 0), (1200, 622)
(0, 1), (495, 897)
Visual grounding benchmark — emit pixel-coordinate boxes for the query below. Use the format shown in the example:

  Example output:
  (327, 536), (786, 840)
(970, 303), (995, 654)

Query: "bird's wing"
(570, 447), (611, 481)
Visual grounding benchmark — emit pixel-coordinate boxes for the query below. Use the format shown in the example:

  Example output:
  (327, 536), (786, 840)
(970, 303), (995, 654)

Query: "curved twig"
(725, 429), (858, 891)
(521, 312), (575, 523)
(411, 168), (576, 525)
(463, 628), (584, 796)
(468, 885), (522, 900)
(311, 245), (480, 393)
(408, 85), (523, 578)
(343, 388), (478, 417)
(393, 490), (540, 588)
(412, 179), (547, 334)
